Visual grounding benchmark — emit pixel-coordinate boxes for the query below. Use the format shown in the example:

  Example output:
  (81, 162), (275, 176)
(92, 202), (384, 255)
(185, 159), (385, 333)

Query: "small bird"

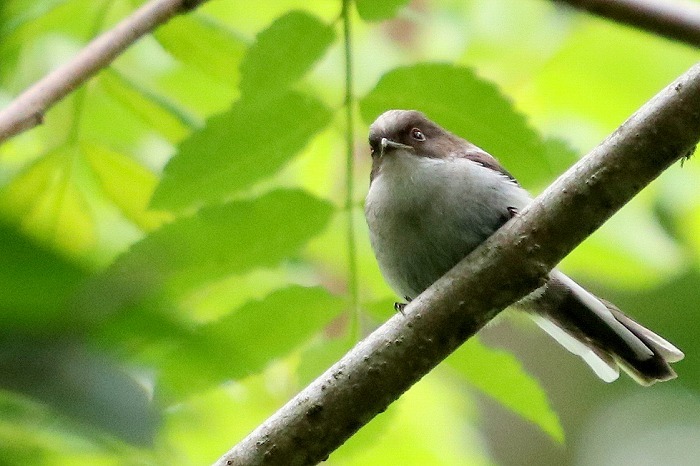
(364, 109), (684, 385)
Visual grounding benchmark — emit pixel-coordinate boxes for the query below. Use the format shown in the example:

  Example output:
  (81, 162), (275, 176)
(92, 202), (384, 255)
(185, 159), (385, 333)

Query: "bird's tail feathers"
(523, 271), (683, 386)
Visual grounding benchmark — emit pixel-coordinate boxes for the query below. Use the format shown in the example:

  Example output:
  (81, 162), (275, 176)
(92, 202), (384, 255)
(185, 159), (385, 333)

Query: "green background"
(0, 0), (699, 464)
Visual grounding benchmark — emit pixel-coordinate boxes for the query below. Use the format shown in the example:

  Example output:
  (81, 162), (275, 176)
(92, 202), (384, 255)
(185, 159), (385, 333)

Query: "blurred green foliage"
(0, 0), (698, 465)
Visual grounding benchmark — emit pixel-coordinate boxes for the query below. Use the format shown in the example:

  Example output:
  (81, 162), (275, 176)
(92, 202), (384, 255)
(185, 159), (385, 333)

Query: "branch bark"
(213, 63), (700, 466)
(552, 0), (700, 47)
(0, 0), (208, 145)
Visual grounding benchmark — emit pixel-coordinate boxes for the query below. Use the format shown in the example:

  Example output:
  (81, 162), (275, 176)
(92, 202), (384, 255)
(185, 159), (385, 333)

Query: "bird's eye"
(369, 137), (378, 156)
(411, 128), (425, 141)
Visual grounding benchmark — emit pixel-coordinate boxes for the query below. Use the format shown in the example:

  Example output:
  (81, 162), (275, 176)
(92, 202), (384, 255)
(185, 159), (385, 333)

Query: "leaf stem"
(341, 0), (360, 342)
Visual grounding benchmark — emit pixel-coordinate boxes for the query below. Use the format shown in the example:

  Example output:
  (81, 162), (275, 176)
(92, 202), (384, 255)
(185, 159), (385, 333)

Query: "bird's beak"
(380, 138), (412, 157)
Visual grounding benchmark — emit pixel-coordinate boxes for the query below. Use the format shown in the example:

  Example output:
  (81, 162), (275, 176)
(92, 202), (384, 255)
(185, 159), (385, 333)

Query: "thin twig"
(213, 63), (700, 466)
(552, 0), (700, 47)
(0, 0), (208, 145)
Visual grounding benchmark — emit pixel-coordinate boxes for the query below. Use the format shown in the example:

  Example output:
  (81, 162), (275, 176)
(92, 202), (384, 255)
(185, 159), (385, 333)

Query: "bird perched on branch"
(364, 109), (684, 385)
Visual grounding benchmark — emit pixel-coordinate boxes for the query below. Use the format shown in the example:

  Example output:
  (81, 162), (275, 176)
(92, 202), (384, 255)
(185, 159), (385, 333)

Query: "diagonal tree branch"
(214, 63), (700, 466)
(0, 0), (209, 145)
(552, 0), (700, 48)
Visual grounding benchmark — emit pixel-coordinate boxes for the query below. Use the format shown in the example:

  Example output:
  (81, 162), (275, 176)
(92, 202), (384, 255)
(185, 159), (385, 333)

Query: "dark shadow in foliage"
(0, 338), (159, 446)
(0, 221), (159, 445)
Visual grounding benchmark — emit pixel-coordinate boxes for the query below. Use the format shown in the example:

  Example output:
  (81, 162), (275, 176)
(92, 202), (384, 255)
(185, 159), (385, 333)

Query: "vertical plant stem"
(342, 0), (360, 341)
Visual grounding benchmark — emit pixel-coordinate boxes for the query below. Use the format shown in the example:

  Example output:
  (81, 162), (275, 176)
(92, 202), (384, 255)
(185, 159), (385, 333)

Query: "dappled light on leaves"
(0, 0), (697, 465)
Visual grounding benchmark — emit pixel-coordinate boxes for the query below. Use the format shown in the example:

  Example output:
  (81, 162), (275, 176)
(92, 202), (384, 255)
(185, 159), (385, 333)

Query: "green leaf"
(151, 92), (332, 211)
(153, 14), (247, 87)
(355, 0), (410, 21)
(0, 147), (96, 256)
(98, 70), (196, 143)
(0, 0), (98, 47)
(542, 136), (579, 179)
(160, 286), (346, 398)
(82, 142), (171, 232)
(239, 11), (335, 96)
(0, 0), (68, 38)
(359, 64), (554, 187)
(447, 337), (564, 443)
(0, 221), (86, 329)
(532, 20), (698, 129)
(104, 189), (334, 298)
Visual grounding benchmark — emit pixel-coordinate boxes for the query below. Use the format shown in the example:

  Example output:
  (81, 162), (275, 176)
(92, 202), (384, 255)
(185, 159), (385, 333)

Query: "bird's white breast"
(365, 151), (531, 299)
